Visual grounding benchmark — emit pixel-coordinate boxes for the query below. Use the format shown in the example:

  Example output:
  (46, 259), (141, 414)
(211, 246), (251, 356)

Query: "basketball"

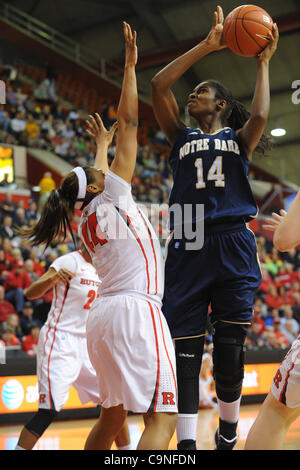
(223, 5), (274, 57)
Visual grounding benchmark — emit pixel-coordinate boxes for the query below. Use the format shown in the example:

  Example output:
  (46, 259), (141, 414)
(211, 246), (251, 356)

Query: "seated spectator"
(280, 307), (299, 345)
(245, 321), (269, 349)
(22, 323), (40, 356)
(28, 248), (45, 277)
(0, 325), (20, 347)
(265, 285), (283, 309)
(25, 200), (39, 222)
(0, 215), (14, 239)
(24, 259), (39, 283)
(264, 307), (280, 329)
(10, 111), (26, 137)
(4, 312), (23, 341)
(19, 301), (41, 336)
(0, 286), (17, 324)
(252, 306), (266, 334)
(1, 193), (14, 217)
(266, 319), (290, 349)
(2, 238), (15, 265)
(253, 297), (268, 318)
(13, 208), (28, 230)
(265, 247), (283, 276)
(0, 248), (11, 278)
(4, 260), (31, 313)
(278, 285), (295, 307)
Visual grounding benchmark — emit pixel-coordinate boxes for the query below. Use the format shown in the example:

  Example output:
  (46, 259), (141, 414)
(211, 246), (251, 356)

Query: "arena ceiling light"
(271, 118), (287, 137)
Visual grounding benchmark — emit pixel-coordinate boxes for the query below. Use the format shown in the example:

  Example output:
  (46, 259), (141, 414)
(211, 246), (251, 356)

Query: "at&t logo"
(1, 379), (24, 410)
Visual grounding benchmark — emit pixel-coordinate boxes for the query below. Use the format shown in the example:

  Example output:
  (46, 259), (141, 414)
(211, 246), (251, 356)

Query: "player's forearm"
(151, 40), (214, 91)
(94, 142), (109, 173)
(250, 60), (270, 122)
(117, 65), (138, 128)
(24, 274), (56, 300)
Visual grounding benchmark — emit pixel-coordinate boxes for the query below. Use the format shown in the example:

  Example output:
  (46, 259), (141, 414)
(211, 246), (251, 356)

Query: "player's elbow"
(151, 74), (166, 92)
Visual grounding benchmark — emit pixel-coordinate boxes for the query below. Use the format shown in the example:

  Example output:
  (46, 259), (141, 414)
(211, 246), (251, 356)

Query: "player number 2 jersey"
(44, 251), (101, 336)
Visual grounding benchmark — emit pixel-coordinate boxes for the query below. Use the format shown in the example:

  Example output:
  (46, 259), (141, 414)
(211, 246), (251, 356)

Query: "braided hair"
(207, 79), (272, 156)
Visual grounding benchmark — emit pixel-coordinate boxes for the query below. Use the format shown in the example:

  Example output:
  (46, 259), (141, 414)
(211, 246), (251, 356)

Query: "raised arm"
(151, 5), (227, 146)
(110, 22), (138, 184)
(24, 267), (75, 300)
(236, 24), (279, 157)
(86, 113), (118, 173)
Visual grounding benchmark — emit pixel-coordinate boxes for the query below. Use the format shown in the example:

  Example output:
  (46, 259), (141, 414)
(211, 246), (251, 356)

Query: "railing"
(0, 1), (123, 82)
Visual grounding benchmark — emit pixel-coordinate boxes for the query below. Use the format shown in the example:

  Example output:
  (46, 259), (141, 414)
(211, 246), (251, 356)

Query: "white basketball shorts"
(37, 326), (100, 411)
(271, 335), (300, 408)
(86, 294), (178, 413)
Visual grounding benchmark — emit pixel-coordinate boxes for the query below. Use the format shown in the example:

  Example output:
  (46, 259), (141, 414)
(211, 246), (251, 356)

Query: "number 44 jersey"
(168, 126), (258, 229)
(44, 251), (101, 336)
(78, 170), (164, 304)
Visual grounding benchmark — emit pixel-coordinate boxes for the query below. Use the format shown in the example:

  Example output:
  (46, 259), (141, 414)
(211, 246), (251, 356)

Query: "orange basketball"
(223, 5), (273, 57)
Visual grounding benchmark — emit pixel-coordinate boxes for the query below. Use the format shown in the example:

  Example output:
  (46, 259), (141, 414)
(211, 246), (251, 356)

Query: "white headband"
(72, 167), (87, 210)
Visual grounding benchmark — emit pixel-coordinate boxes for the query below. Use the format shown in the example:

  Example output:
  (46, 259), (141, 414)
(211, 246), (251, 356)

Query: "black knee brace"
(212, 322), (248, 403)
(175, 336), (205, 414)
(25, 408), (58, 438)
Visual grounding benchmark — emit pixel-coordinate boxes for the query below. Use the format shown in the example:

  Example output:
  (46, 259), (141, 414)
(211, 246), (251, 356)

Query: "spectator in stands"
(264, 307), (280, 329)
(24, 260), (39, 283)
(0, 286), (17, 324)
(4, 260), (31, 313)
(0, 325), (20, 347)
(252, 306), (266, 334)
(245, 321), (269, 349)
(25, 113), (40, 145)
(280, 307), (299, 345)
(21, 323), (40, 356)
(0, 215), (14, 240)
(1, 192), (14, 217)
(25, 200), (39, 222)
(0, 248), (11, 279)
(37, 171), (56, 213)
(4, 312), (23, 341)
(2, 238), (14, 265)
(13, 208), (28, 231)
(265, 247), (283, 276)
(265, 285), (283, 310)
(55, 135), (70, 158)
(10, 111), (26, 138)
(28, 248), (45, 277)
(278, 285), (295, 307)
(266, 319), (290, 349)
(20, 301), (41, 337)
(0, 105), (10, 132)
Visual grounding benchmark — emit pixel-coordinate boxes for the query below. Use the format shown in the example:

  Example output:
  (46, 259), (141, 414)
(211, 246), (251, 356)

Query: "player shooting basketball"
(151, 4), (278, 450)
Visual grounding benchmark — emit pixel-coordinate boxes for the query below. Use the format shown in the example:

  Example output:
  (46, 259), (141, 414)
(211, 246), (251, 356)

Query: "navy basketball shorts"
(162, 222), (262, 339)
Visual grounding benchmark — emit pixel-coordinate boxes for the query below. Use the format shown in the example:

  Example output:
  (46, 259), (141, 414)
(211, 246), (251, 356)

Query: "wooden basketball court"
(1, 403), (300, 450)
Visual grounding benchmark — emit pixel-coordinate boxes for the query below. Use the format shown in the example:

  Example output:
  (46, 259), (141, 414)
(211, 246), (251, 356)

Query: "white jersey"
(78, 170), (164, 303)
(44, 251), (101, 336)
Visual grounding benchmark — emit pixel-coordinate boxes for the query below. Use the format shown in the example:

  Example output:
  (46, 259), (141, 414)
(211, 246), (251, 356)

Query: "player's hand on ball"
(262, 209), (287, 232)
(205, 5), (228, 52)
(256, 22), (279, 63)
(86, 113), (118, 146)
(123, 21), (137, 66)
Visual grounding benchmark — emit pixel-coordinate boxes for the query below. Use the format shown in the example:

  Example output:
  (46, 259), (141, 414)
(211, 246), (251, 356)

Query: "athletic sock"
(117, 444), (134, 450)
(176, 413), (198, 444)
(219, 418), (238, 441)
(15, 445), (26, 450)
(217, 397), (241, 424)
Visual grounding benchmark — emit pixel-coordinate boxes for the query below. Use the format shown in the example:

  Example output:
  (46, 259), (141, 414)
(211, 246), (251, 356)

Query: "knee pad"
(212, 323), (248, 402)
(25, 408), (58, 438)
(175, 336), (205, 414)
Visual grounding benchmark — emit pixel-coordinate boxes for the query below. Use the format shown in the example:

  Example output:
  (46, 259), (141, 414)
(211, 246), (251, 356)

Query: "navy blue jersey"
(168, 126), (257, 229)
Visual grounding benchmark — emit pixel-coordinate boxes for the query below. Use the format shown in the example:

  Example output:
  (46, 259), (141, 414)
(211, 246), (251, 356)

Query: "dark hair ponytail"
(207, 79), (272, 156)
(20, 167), (95, 248)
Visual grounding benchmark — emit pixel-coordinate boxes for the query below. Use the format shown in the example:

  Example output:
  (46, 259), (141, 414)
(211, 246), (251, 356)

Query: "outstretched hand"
(123, 21), (137, 67)
(204, 5), (228, 52)
(262, 209), (287, 232)
(86, 113), (118, 146)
